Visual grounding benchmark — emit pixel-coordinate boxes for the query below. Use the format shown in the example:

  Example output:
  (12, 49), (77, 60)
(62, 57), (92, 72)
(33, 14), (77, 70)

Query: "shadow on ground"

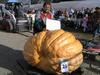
(0, 44), (25, 75)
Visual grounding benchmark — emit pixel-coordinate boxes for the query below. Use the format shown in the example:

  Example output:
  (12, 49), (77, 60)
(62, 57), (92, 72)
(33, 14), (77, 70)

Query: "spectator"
(92, 7), (100, 40)
(82, 14), (88, 32)
(34, 1), (53, 34)
(76, 10), (83, 29)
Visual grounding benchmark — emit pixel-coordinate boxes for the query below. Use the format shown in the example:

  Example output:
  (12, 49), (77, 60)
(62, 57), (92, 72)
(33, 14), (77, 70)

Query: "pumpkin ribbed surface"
(23, 29), (83, 74)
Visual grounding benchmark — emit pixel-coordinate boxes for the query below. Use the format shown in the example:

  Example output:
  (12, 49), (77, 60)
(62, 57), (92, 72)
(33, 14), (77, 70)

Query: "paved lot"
(0, 31), (32, 75)
(0, 31), (99, 75)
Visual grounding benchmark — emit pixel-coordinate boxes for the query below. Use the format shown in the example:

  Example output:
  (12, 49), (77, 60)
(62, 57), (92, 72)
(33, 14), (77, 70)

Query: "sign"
(46, 19), (61, 30)
(60, 61), (69, 73)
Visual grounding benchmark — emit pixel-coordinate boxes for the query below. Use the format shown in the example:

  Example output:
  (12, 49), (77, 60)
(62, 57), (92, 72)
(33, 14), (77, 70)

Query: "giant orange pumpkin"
(23, 29), (83, 74)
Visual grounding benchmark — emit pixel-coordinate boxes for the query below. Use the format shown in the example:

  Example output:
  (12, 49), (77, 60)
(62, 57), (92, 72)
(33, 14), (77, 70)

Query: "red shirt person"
(39, 1), (53, 22)
(34, 2), (53, 34)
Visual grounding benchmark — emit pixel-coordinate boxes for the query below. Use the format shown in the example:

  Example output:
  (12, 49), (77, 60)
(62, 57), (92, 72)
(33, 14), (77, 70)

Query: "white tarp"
(28, 1), (100, 10)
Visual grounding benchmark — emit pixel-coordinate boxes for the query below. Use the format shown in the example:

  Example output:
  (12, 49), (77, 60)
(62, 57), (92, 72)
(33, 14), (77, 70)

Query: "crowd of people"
(54, 7), (100, 39)
(0, 1), (99, 39)
(53, 7), (100, 33)
(28, 1), (99, 39)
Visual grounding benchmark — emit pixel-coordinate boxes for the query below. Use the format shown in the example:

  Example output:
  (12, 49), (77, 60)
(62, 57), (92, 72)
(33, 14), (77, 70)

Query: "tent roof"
(8, 0), (18, 2)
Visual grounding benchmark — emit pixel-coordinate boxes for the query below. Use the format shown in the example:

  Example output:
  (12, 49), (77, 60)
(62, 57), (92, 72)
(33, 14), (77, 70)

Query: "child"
(82, 14), (88, 32)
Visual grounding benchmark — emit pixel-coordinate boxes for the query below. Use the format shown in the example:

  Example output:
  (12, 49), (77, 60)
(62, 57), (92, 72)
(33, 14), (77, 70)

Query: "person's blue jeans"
(93, 24), (100, 39)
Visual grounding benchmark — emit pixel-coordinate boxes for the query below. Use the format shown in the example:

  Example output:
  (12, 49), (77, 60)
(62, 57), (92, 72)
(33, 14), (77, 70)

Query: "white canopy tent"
(8, 0), (18, 2)
(28, 0), (100, 10)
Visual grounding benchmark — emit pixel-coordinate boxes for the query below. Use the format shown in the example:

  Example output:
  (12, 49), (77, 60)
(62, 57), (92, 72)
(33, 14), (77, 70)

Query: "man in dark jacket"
(92, 7), (100, 40)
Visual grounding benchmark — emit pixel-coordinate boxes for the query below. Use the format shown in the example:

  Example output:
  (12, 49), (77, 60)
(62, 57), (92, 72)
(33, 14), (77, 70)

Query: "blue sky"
(8, 0), (18, 2)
